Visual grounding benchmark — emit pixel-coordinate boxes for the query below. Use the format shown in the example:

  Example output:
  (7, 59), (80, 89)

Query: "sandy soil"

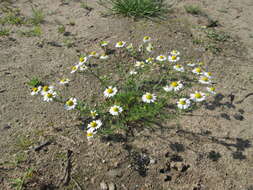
(0, 0), (253, 189)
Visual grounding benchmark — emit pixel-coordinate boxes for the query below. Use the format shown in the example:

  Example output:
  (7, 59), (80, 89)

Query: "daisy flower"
(203, 71), (213, 78)
(100, 54), (109, 60)
(146, 57), (154, 64)
(130, 70), (137, 75)
(31, 86), (42, 96)
(163, 81), (183, 92)
(135, 61), (145, 68)
(43, 91), (57, 102)
(146, 43), (154, 52)
(170, 50), (180, 56)
(177, 98), (191, 109)
(64, 98), (77, 110)
(206, 86), (216, 95)
(190, 91), (206, 102)
(142, 92), (156, 103)
(71, 65), (79, 74)
(59, 78), (70, 85)
(100, 41), (109, 47)
(89, 51), (99, 58)
(78, 57), (88, 66)
(192, 67), (203, 75)
(115, 41), (126, 48)
(168, 55), (180, 63)
(79, 65), (88, 71)
(126, 43), (133, 51)
(90, 110), (98, 119)
(173, 64), (184, 72)
(156, 55), (167, 62)
(109, 105), (123, 116)
(88, 120), (102, 130)
(41, 85), (54, 95)
(104, 86), (117, 98)
(199, 76), (212, 84)
(87, 128), (97, 140)
(187, 63), (196, 67)
(143, 36), (151, 43)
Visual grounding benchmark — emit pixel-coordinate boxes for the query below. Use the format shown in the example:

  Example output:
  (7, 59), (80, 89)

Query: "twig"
(71, 177), (83, 190)
(61, 150), (73, 186)
(33, 140), (51, 151)
(235, 93), (253, 104)
(0, 89), (6, 93)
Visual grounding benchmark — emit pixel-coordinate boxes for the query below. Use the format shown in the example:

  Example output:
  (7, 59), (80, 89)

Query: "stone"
(108, 182), (116, 190)
(149, 159), (156, 164)
(2, 124), (11, 130)
(100, 181), (108, 190)
(107, 169), (122, 178)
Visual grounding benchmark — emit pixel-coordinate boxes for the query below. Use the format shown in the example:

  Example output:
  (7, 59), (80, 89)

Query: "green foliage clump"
(99, 0), (168, 18)
(0, 28), (10, 36)
(29, 8), (45, 25)
(29, 36), (217, 141)
(19, 26), (42, 37)
(0, 10), (25, 25)
(57, 25), (66, 34)
(184, 5), (202, 15)
(27, 77), (43, 87)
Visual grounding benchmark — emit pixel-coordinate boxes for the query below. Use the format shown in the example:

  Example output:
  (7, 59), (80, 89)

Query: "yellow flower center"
(47, 93), (53, 98)
(90, 51), (97, 56)
(195, 67), (201, 73)
(91, 112), (96, 117)
(175, 65), (181, 68)
(106, 88), (113, 94)
(72, 66), (77, 70)
(43, 86), (49, 92)
(195, 93), (202, 99)
(87, 132), (93, 137)
(33, 87), (38, 92)
(210, 87), (215, 91)
(171, 82), (178, 87)
(207, 72), (212, 76)
(112, 107), (119, 112)
(146, 94), (153, 100)
(148, 46), (153, 50)
(144, 36), (150, 40)
(127, 44), (133, 49)
(172, 50), (177, 54)
(61, 79), (66, 83)
(159, 56), (164, 59)
(179, 100), (186, 105)
(90, 121), (97, 128)
(171, 56), (177, 60)
(80, 57), (84, 62)
(147, 58), (153, 62)
(66, 100), (74, 106)
(201, 77), (209, 81)
(118, 41), (123, 46)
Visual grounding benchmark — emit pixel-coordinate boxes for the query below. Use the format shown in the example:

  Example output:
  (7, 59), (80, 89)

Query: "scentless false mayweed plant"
(29, 36), (217, 141)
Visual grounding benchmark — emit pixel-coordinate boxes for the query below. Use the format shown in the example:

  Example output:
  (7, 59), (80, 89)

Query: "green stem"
(88, 69), (107, 87)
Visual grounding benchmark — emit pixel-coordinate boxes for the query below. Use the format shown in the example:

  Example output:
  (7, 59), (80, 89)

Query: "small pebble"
(149, 159), (156, 164)
(2, 124), (11, 130)
(233, 113), (244, 121)
(108, 182), (116, 190)
(100, 181), (108, 190)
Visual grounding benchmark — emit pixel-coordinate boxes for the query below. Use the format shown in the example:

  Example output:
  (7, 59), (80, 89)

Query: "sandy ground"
(0, 0), (253, 189)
